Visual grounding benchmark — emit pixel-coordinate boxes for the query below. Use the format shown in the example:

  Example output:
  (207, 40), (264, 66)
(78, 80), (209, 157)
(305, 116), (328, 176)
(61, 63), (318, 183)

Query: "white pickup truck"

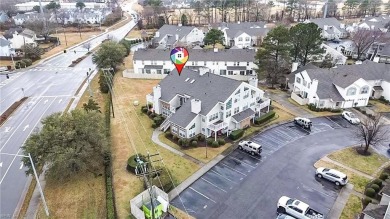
(277, 196), (324, 219)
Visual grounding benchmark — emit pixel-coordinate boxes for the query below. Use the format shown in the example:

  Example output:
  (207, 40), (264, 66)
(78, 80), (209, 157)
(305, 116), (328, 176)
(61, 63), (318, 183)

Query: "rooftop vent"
(185, 78), (190, 82)
(190, 79), (195, 83)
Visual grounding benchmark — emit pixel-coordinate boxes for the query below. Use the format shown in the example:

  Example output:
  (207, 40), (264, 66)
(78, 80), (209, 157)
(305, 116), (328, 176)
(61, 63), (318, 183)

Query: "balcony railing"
(291, 92), (309, 105)
(208, 120), (228, 131)
(257, 98), (271, 109)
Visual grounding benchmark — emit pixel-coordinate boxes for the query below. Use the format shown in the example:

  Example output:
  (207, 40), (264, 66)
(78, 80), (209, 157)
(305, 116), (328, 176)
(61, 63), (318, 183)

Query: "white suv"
(316, 167), (348, 186)
(294, 117), (312, 129)
(238, 140), (262, 156)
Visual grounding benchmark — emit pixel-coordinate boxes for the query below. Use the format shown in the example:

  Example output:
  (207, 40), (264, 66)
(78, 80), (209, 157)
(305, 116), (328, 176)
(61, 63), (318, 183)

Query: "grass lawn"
(110, 76), (200, 218)
(42, 31), (101, 60)
(0, 60), (13, 68)
(369, 100), (390, 113)
(169, 206), (195, 219)
(204, 43), (225, 49)
(37, 172), (106, 218)
(328, 147), (389, 175)
(124, 54), (134, 69)
(158, 133), (231, 163)
(287, 98), (341, 117)
(314, 160), (371, 193)
(340, 194), (362, 219)
(76, 72), (106, 109)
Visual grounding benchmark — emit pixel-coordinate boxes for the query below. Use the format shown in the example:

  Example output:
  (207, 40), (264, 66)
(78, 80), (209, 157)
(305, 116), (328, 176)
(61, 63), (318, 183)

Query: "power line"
(101, 69), (166, 218)
(114, 71), (191, 217)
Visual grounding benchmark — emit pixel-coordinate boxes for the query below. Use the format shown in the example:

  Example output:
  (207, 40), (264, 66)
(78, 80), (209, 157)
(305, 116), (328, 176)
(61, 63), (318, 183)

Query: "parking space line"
(220, 163), (247, 176)
(325, 116), (343, 128)
(201, 177), (228, 193)
(236, 150), (262, 161)
(260, 134), (285, 145)
(210, 169), (238, 184)
(301, 184), (335, 199)
(189, 187), (216, 203)
(229, 156), (256, 168)
(273, 129), (294, 141)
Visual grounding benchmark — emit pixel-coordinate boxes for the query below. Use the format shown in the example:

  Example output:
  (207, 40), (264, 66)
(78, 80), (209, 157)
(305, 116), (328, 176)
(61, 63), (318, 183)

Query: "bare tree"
(354, 114), (389, 154)
(351, 29), (388, 60)
(83, 42), (91, 51)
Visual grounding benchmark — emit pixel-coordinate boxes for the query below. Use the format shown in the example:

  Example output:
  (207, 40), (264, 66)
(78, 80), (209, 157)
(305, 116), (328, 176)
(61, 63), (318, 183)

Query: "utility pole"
(135, 153), (162, 219)
(323, 0), (328, 18)
(38, 0), (47, 35)
(86, 68), (94, 97)
(102, 68), (115, 118)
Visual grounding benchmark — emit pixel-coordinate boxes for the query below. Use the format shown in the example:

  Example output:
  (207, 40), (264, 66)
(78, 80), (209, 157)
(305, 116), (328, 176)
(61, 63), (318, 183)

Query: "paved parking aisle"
(171, 115), (355, 219)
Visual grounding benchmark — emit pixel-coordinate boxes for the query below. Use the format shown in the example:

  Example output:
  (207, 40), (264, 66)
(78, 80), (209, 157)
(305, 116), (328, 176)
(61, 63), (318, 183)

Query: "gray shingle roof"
(362, 16), (390, 30)
(295, 61), (390, 101)
(0, 38), (11, 46)
(221, 22), (269, 39)
(232, 108), (255, 122)
(159, 68), (242, 118)
(287, 63), (319, 82)
(168, 100), (198, 128)
(134, 48), (256, 62)
(307, 17), (342, 30)
(363, 203), (388, 219)
(154, 24), (196, 45)
(4, 27), (23, 39)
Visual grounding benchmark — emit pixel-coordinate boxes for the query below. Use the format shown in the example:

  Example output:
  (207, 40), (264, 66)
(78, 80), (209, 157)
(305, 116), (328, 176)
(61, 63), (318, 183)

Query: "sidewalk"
(268, 92), (314, 118)
(328, 183), (354, 219)
(152, 130), (204, 166)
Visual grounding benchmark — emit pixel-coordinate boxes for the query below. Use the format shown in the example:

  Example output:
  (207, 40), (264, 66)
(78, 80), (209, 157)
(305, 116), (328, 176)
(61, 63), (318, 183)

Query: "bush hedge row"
(254, 111), (276, 125)
(307, 103), (342, 113)
(229, 129), (244, 140)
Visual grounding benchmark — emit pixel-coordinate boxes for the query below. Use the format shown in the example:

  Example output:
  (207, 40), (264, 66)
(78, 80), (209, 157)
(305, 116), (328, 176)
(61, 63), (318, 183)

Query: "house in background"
(0, 36), (15, 57)
(0, 11), (10, 23)
(5, 28), (37, 49)
(356, 16), (390, 33)
(152, 24), (204, 49)
(288, 61), (390, 109)
(211, 22), (269, 48)
(146, 68), (270, 139)
(303, 17), (348, 40)
(132, 48), (257, 80)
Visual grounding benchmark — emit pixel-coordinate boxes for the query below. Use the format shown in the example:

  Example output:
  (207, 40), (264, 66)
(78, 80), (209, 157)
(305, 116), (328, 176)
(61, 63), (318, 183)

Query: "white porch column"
(215, 131), (217, 141)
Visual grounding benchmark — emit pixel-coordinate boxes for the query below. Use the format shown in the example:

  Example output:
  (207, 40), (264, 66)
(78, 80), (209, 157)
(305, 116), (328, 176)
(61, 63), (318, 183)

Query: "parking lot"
(171, 116), (356, 219)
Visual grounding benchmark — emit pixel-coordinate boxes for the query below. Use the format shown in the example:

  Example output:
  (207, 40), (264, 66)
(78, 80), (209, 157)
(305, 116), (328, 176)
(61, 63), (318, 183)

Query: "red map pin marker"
(170, 47), (189, 76)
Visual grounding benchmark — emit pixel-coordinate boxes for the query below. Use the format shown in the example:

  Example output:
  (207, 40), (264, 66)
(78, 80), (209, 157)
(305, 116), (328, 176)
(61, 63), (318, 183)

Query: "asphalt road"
(0, 1), (137, 216)
(172, 116), (390, 219)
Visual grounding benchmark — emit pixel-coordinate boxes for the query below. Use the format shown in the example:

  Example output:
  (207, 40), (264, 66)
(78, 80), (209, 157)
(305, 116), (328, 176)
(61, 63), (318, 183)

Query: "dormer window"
(347, 87), (357, 96)
(360, 86), (369, 94)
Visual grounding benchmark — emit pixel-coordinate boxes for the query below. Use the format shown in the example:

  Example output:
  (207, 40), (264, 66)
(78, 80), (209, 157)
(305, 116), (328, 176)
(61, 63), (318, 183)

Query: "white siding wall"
(234, 32), (252, 48)
(382, 81), (390, 101)
(334, 79), (371, 108)
(10, 35), (36, 49)
(183, 28), (204, 44)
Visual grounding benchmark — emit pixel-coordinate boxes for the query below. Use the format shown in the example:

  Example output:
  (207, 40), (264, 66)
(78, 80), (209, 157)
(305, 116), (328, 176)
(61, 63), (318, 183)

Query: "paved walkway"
(268, 92), (314, 118)
(322, 156), (374, 180)
(328, 183), (353, 219)
(152, 130), (204, 166)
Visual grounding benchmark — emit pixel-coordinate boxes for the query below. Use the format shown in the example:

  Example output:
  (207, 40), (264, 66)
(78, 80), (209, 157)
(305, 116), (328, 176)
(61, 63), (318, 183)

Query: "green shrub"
(153, 116), (162, 125)
(371, 184), (380, 192)
(178, 138), (183, 146)
(148, 103), (153, 108)
(147, 167), (174, 193)
(380, 172), (389, 180)
(217, 138), (225, 145)
(151, 122), (157, 128)
(255, 111), (276, 125)
(365, 188), (376, 198)
(229, 129), (244, 140)
(211, 141), (219, 147)
(149, 112), (156, 118)
(362, 198), (372, 206)
(172, 135), (178, 141)
(191, 140), (198, 147)
(165, 132), (172, 138)
(198, 135), (205, 142)
(141, 106), (148, 113)
(22, 58), (32, 66)
(146, 110), (152, 116)
(206, 138), (213, 145)
(126, 155), (147, 173)
(372, 179), (383, 187)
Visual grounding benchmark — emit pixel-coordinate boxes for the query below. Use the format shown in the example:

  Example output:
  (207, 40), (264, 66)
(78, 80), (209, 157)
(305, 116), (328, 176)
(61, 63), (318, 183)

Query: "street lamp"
(0, 152), (50, 216)
(86, 68), (94, 97)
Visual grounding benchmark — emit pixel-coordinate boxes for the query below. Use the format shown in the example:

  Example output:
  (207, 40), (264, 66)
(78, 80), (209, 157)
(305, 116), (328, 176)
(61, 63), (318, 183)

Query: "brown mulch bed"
(0, 97), (28, 126)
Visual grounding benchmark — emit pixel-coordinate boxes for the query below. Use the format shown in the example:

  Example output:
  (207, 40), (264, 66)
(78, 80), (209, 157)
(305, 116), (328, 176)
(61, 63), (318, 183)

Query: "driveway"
(171, 116), (366, 219)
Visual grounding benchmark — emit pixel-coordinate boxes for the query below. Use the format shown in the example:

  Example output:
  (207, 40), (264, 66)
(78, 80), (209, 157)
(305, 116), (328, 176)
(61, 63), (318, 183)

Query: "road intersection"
(0, 3), (137, 216)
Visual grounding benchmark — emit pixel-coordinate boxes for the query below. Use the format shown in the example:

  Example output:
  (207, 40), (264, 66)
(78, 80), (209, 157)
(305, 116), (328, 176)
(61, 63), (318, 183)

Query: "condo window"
(347, 87), (357, 96)
(296, 77), (301, 84)
(360, 86), (369, 94)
